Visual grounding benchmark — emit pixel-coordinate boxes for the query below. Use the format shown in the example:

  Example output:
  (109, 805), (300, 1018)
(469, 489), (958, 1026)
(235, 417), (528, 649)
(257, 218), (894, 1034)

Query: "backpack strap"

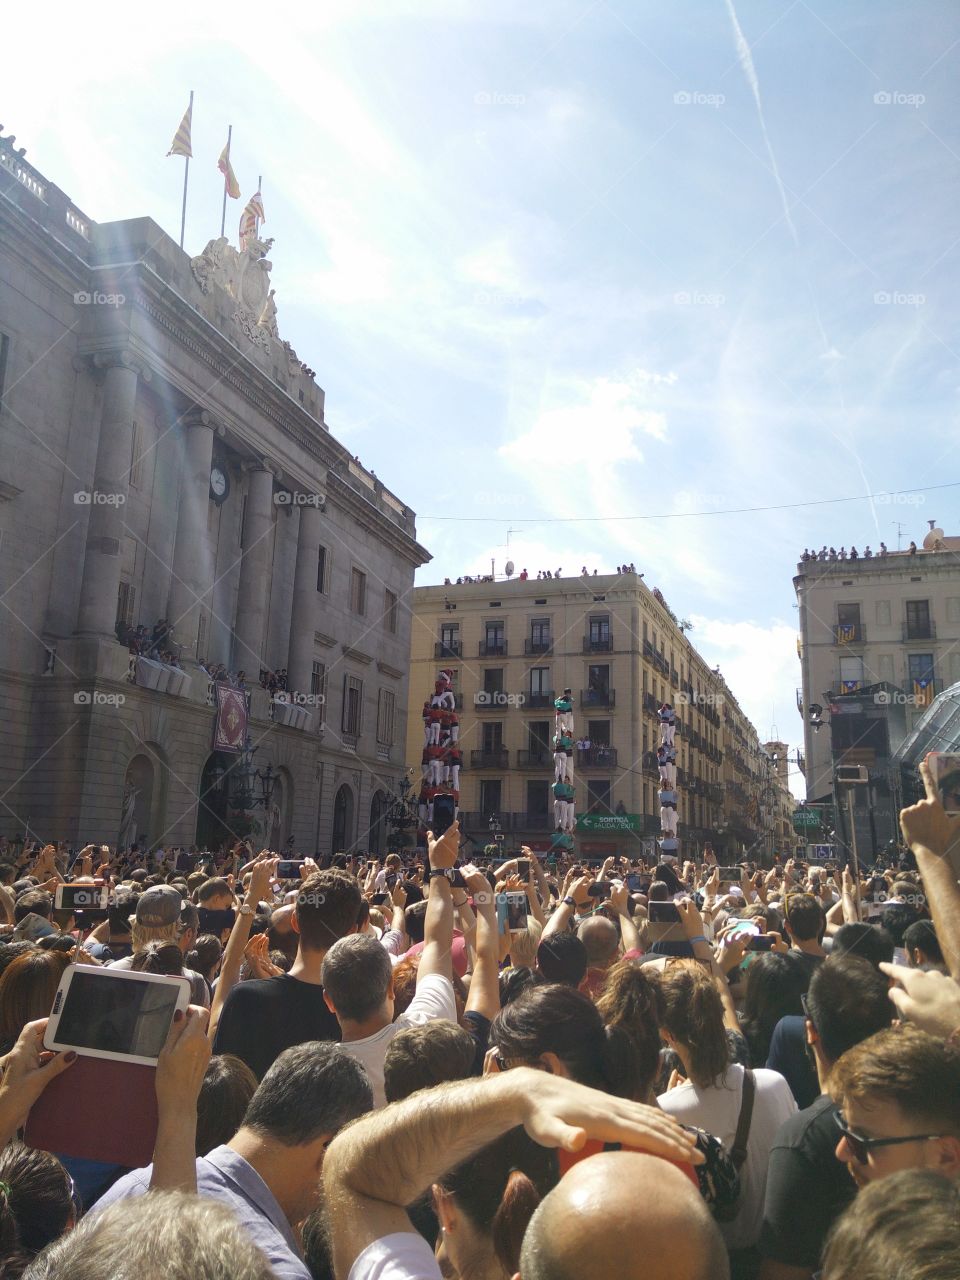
(730, 1068), (755, 1169)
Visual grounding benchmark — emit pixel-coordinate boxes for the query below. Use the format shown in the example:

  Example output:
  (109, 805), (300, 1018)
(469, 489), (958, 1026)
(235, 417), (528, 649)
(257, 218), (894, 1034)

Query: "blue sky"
(8, 0), (960, 794)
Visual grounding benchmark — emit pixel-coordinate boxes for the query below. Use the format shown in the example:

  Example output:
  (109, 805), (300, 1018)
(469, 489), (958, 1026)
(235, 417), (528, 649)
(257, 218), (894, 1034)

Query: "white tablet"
(44, 965), (190, 1066)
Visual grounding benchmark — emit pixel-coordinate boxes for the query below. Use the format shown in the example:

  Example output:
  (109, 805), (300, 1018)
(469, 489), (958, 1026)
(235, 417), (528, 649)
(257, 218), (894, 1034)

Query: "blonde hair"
(130, 920), (179, 953)
(509, 917), (543, 968)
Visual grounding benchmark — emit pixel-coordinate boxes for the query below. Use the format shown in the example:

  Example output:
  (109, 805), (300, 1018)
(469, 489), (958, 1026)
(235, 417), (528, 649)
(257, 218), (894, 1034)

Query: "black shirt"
(212, 974), (341, 1080)
(766, 1015), (820, 1110)
(758, 1095), (855, 1269)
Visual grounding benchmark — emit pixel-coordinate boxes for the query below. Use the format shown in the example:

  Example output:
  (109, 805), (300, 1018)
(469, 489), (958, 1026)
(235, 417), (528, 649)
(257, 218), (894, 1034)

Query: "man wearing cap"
(108, 885), (209, 1007)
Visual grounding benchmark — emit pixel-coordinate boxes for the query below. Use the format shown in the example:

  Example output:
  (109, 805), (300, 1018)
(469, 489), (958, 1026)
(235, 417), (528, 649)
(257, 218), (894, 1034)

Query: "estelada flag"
(218, 141), (241, 199)
(167, 101), (193, 157)
(239, 189), (265, 250)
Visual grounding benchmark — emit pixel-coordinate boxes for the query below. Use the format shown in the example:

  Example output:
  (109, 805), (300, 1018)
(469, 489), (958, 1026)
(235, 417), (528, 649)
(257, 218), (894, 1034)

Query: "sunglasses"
(834, 1112), (945, 1165)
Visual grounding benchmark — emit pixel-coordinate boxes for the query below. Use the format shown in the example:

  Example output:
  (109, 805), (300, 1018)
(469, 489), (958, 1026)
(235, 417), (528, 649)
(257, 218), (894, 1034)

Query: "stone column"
(287, 499), (324, 696)
(166, 410), (220, 660)
(232, 461), (275, 677)
(76, 352), (149, 636)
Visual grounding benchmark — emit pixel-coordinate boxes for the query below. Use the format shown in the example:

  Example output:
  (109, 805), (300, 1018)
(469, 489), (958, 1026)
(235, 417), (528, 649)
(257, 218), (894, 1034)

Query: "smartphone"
(196, 907), (236, 934)
(385, 872), (399, 888)
(55, 883), (109, 914)
(648, 901), (681, 923)
(371, 892), (391, 907)
(929, 753), (960, 814)
(587, 882), (611, 899)
(503, 890), (528, 931)
(717, 866), (741, 885)
(516, 858), (530, 879)
(625, 873), (650, 893)
(175, 852), (199, 873)
(44, 965), (190, 1066)
(276, 860), (304, 880)
(746, 934), (775, 952)
(432, 793), (457, 838)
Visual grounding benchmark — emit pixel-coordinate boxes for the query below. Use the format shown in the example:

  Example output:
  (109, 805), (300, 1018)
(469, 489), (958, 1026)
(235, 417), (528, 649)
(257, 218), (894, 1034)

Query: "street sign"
(807, 844), (834, 861)
(575, 814), (642, 832)
(792, 809), (821, 831)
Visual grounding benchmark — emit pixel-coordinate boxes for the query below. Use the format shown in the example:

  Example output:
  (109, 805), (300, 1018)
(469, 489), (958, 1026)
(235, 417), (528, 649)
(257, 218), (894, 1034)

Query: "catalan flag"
(167, 100), (193, 158)
(913, 676), (934, 707)
(218, 140), (241, 199)
(239, 188), (265, 251)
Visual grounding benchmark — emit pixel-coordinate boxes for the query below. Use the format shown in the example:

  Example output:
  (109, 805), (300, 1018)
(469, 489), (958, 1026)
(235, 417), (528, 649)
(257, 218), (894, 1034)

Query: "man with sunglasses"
(829, 1024), (960, 1190)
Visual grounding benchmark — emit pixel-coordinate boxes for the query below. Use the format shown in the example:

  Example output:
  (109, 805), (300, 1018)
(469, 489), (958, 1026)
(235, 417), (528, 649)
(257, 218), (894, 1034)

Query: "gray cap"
(135, 885), (184, 928)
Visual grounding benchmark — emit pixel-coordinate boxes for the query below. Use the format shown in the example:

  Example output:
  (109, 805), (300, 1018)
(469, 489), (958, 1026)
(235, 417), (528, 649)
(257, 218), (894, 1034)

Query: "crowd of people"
(116, 617), (182, 667)
(799, 543), (918, 562)
(0, 760), (958, 1277)
(442, 563), (640, 585)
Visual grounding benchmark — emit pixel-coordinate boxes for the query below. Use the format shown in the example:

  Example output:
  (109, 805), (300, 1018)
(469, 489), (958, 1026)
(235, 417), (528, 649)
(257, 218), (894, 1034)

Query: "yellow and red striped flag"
(167, 100), (193, 158)
(218, 140), (241, 199)
(239, 189), (265, 250)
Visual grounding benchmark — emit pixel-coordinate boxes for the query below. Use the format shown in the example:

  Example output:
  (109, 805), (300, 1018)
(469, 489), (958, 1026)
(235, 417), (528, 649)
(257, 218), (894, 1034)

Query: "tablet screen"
(54, 971), (181, 1059)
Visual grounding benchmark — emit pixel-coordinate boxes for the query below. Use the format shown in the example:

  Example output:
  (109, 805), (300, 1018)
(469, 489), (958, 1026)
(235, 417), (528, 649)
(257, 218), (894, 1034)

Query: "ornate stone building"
(0, 132), (429, 853)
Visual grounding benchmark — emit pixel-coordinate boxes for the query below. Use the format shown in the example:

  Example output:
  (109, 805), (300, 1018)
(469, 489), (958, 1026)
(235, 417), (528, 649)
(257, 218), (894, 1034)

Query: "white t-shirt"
(337, 974), (458, 1108)
(657, 1064), (796, 1250)
(348, 1232), (441, 1280)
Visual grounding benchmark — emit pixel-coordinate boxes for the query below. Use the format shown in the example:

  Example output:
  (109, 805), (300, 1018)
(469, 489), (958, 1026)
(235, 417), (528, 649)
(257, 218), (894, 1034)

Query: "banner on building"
(213, 685), (248, 752)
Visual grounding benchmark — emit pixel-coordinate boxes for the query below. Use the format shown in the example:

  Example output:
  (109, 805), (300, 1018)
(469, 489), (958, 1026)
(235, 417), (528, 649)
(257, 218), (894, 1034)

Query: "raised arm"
(541, 876), (591, 942)
(900, 760), (960, 980)
(417, 821), (458, 983)
(609, 882), (641, 954)
(324, 1068), (702, 1279)
(208, 854), (276, 1041)
(151, 1006), (211, 1193)
(463, 868), (500, 1021)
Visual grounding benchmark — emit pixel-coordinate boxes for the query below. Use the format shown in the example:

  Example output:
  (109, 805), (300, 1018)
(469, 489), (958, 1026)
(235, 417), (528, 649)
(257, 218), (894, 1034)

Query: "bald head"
(518, 1153), (727, 1280)
(577, 916), (620, 968)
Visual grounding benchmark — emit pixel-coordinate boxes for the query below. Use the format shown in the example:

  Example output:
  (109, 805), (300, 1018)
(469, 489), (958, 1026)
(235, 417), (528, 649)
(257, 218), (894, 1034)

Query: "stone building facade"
(0, 133), (429, 853)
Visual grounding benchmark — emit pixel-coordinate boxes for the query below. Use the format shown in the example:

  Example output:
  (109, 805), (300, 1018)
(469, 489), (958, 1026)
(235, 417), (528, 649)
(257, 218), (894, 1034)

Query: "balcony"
(524, 690), (554, 710)
(524, 637), (554, 656)
(643, 639), (654, 659)
(581, 687), (616, 709)
(479, 640), (507, 657)
(434, 641), (461, 659)
(834, 623), (866, 645)
(577, 746), (618, 769)
(903, 620), (936, 642)
(583, 634), (613, 653)
(470, 748), (509, 769)
(518, 749), (552, 768)
(642, 691), (659, 715)
(670, 667), (680, 686)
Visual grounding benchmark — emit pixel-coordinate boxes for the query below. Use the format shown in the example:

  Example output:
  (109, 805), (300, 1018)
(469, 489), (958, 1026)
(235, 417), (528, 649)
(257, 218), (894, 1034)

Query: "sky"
(7, 0), (960, 798)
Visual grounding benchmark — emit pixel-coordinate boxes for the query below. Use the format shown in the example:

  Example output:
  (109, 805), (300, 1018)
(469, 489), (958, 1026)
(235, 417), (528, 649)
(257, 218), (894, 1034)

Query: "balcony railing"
(517, 748), (552, 768)
(524, 638), (553, 655)
(479, 640), (507, 657)
(581, 687), (616, 709)
(903, 620), (936, 641)
(524, 690), (554, 709)
(642, 691), (659, 714)
(470, 748), (509, 768)
(583, 634), (613, 653)
(577, 746), (618, 769)
(834, 623), (866, 645)
(434, 641), (461, 658)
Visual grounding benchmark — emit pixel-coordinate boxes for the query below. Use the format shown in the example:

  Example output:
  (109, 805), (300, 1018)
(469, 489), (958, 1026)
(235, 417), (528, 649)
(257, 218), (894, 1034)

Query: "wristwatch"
(429, 867), (457, 882)
(562, 895), (577, 909)
(239, 903), (256, 917)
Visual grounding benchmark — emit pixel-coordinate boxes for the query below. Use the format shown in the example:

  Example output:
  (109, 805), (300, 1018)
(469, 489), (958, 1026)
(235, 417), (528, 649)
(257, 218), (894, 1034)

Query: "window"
(479, 780), (502, 814)
(342, 675), (363, 736)
(908, 653), (935, 692)
(350, 568), (367, 616)
(129, 421), (144, 489)
(528, 721), (550, 751)
(530, 618), (551, 651)
(905, 600), (932, 640)
(947, 598), (960, 623)
(588, 615), (611, 646)
(482, 722), (503, 751)
(0, 333), (8, 412)
(837, 602), (861, 633)
(116, 582), (136, 629)
(586, 664), (610, 702)
(586, 779), (612, 813)
(526, 780), (550, 817)
(483, 668), (504, 695)
(383, 588), (398, 634)
(377, 689), (396, 745)
(440, 622), (459, 653)
(838, 656), (863, 692)
(311, 661), (326, 700)
(484, 621), (505, 655)
(529, 667), (550, 696)
(317, 546), (328, 593)
(587, 720), (610, 745)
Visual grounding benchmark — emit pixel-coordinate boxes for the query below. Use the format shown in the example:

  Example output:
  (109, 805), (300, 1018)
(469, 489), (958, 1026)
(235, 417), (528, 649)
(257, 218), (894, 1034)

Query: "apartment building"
(406, 572), (773, 860)
(794, 525), (960, 860)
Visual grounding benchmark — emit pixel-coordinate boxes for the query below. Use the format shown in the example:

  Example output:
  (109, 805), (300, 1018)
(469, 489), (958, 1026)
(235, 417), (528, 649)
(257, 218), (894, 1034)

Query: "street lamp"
(386, 773), (418, 852)
(226, 737), (275, 812)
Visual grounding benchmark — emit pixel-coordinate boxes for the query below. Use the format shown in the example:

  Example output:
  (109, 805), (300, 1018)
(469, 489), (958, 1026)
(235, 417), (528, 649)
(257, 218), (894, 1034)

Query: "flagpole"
(179, 90), (193, 250)
(256, 174), (262, 237)
(220, 124), (232, 238)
